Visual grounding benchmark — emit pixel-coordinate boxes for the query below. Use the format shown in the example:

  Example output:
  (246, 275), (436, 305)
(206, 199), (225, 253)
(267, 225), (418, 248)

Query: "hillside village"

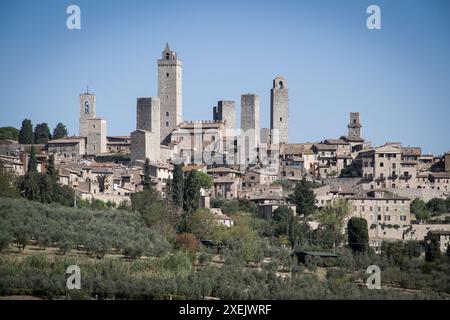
(1, 44), (450, 256)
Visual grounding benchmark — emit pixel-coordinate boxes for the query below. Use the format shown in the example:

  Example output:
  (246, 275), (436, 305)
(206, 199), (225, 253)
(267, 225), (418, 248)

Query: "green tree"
(142, 158), (152, 190)
(0, 126), (19, 141)
(425, 235), (442, 262)
(46, 154), (56, 178)
(28, 145), (38, 173)
(195, 171), (213, 189)
(290, 177), (316, 216)
(34, 123), (51, 144)
(19, 172), (40, 201)
(52, 122), (68, 139)
(315, 198), (351, 251)
(427, 198), (448, 215)
(97, 174), (108, 193)
(187, 209), (217, 240)
(171, 164), (184, 208)
(19, 119), (34, 144)
(0, 162), (19, 198)
(273, 206), (309, 249)
(183, 171), (201, 214)
(347, 217), (369, 253)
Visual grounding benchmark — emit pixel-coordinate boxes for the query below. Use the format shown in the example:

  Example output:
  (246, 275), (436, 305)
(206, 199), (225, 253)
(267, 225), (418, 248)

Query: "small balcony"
(399, 174), (412, 180)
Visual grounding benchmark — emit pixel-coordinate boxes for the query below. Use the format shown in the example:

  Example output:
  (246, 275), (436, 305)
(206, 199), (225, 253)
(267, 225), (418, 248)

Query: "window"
(380, 162), (384, 167)
(166, 112), (169, 116)
(280, 117), (283, 121)
(166, 122), (169, 127)
(166, 73), (169, 77)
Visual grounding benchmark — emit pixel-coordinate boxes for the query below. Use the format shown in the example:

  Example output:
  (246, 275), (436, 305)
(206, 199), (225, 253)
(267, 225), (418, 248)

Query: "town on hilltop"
(1, 43), (450, 256)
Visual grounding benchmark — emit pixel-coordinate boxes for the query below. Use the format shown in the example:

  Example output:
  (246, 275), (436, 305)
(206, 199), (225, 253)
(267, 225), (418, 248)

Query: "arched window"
(278, 81), (284, 89)
(165, 52), (170, 60)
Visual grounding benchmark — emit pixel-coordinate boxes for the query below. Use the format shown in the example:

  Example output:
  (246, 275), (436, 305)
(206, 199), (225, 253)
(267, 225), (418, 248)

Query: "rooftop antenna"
(86, 85), (90, 94)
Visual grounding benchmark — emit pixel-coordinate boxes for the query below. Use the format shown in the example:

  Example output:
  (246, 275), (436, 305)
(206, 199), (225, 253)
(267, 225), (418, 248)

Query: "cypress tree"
(28, 146), (38, 173)
(142, 158), (152, 190)
(19, 119), (34, 144)
(347, 217), (369, 253)
(52, 122), (68, 139)
(172, 164), (184, 208)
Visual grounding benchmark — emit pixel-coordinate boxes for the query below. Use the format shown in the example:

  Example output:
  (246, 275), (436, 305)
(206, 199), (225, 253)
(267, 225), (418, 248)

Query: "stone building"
(445, 151), (450, 172)
(270, 76), (289, 145)
(158, 43), (182, 144)
(348, 190), (411, 241)
(207, 167), (242, 199)
(106, 136), (131, 154)
(358, 143), (402, 188)
(79, 90), (107, 155)
(213, 100), (236, 131)
(131, 97), (161, 163)
(170, 120), (226, 165)
(86, 119), (107, 155)
(47, 136), (86, 157)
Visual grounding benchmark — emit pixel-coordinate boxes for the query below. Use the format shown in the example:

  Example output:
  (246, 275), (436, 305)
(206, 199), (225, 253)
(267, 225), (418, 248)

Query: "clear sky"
(0, 0), (449, 155)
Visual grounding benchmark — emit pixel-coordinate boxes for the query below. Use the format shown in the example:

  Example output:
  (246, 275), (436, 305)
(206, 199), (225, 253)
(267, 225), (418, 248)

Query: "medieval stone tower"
(241, 94), (260, 147)
(131, 97), (161, 163)
(79, 89), (107, 155)
(79, 90), (96, 138)
(347, 112), (362, 140)
(213, 100), (236, 131)
(270, 76), (289, 145)
(158, 43), (182, 144)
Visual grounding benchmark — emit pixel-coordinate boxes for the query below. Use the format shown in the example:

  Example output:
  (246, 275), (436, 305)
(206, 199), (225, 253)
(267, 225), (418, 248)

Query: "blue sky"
(0, 0), (449, 155)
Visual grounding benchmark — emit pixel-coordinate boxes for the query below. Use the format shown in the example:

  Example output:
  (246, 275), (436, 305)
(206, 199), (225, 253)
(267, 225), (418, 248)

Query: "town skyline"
(1, 0), (450, 155)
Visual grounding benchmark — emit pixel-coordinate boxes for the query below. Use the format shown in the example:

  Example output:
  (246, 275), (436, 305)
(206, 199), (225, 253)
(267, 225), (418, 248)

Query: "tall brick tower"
(79, 88), (96, 137)
(270, 76), (289, 145)
(158, 43), (182, 144)
(347, 112), (362, 140)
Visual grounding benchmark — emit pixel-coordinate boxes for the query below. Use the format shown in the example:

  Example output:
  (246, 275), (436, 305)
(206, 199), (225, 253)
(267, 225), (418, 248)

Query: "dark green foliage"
(28, 145), (38, 172)
(339, 161), (361, 178)
(97, 174), (108, 193)
(211, 197), (258, 215)
(425, 236), (442, 262)
(171, 164), (184, 208)
(34, 123), (51, 144)
(18, 171), (75, 207)
(142, 158), (152, 190)
(0, 162), (19, 198)
(19, 119), (34, 144)
(0, 126), (19, 141)
(426, 198), (448, 215)
(290, 177), (316, 216)
(183, 171), (201, 213)
(46, 154), (56, 178)
(131, 189), (178, 239)
(272, 206), (309, 249)
(347, 217), (369, 253)
(52, 122), (68, 139)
